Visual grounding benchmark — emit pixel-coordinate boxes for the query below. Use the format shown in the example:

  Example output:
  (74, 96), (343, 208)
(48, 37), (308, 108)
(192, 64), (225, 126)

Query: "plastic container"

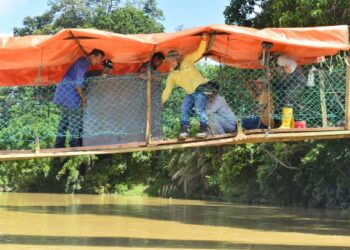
(294, 121), (307, 128)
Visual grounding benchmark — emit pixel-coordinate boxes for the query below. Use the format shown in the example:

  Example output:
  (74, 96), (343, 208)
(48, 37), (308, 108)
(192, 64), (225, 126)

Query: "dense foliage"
(224, 0), (350, 28)
(13, 0), (164, 36)
(1, 0), (350, 209)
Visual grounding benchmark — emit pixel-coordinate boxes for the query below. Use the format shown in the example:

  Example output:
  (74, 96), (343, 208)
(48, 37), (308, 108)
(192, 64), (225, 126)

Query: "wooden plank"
(1, 130), (350, 161)
(345, 56), (350, 130)
(265, 127), (343, 133)
(43, 142), (147, 153)
(319, 70), (328, 127)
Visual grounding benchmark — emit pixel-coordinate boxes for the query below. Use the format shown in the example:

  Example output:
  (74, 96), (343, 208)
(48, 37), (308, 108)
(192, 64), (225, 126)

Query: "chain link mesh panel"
(161, 60), (347, 136)
(0, 58), (347, 150)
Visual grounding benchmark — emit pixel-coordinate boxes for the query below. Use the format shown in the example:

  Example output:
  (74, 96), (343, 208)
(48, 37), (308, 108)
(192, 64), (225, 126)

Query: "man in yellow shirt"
(162, 34), (210, 140)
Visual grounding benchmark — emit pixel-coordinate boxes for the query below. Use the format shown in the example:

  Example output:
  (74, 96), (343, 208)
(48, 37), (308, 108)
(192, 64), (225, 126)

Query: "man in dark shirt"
(138, 52), (165, 81)
(53, 48), (105, 148)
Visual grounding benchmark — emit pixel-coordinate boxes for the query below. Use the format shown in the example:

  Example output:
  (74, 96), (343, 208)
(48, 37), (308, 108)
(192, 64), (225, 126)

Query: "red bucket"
(294, 121), (307, 128)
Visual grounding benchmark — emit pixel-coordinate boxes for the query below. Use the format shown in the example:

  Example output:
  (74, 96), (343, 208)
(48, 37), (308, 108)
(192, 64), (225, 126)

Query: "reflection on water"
(0, 193), (350, 250)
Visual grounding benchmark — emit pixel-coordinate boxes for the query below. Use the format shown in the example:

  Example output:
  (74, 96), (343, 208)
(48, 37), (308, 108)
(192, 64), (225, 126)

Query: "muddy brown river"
(1, 193), (350, 249)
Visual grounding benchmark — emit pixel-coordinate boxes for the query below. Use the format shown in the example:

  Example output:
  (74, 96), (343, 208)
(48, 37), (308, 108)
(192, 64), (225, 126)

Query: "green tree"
(270, 0), (350, 27)
(224, 0), (273, 28)
(13, 12), (54, 36)
(224, 0), (350, 28)
(14, 0), (164, 35)
(93, 6), (163, 34)
(224, 0), (263, 27)
(143, 0), (164, 20)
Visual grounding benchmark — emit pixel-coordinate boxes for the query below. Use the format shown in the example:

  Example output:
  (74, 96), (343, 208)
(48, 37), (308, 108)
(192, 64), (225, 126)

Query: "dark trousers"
(242, 116), (268, 130)
(54, 107), (82, 148)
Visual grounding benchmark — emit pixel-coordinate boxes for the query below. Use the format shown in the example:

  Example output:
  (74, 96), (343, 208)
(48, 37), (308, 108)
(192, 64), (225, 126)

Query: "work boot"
(278, 107), (294, 129)
(179, 125), (190, 140)
(196, 125), (210, 139)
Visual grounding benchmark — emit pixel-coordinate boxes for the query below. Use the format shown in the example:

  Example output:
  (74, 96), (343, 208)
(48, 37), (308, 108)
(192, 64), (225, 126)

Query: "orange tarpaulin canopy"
(0, 24), (349, 87)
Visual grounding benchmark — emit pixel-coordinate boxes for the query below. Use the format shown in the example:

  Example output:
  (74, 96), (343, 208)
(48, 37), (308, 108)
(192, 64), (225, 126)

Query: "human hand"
(202, 32), (208, 40)
(138, 73), (147, 80)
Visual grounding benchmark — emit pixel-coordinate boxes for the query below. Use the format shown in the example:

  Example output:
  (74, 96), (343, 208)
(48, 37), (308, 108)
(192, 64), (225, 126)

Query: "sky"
(0, 0), (230, 36)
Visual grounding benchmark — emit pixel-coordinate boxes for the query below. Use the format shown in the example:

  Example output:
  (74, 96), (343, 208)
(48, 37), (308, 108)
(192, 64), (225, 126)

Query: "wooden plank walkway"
(0, 127), (349, 161)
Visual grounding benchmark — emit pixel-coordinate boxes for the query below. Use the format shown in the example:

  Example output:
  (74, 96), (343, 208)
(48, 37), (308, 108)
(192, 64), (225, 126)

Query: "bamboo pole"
(319, 70), (328, 127)
(34, 47), (44, 153)
(145, 45), (157, 144)
(345, 57), (350, 130)
(68, 30), (89, 58)
(261, 41), (273, 130)
(206, 32), (216, 53)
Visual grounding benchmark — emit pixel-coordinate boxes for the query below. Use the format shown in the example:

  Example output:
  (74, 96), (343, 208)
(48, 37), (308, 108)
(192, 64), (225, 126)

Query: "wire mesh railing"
(0, 59), (347, 151)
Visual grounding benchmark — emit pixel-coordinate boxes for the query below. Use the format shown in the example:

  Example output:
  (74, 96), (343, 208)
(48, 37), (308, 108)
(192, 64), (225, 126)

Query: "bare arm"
(138, 63), (148, 80)
(181, 35), (207, 65)
(138, 63), (162, 82)
(162, 73), (175, 104)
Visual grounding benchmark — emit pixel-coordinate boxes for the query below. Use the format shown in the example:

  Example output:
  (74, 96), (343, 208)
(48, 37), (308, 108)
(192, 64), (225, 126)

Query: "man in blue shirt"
(54, 48), (105, 148)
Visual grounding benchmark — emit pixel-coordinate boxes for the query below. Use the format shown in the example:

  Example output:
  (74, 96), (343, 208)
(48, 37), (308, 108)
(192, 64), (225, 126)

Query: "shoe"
(278, 107), (294, 129)
(179, 125), (189, 140)
(196, 125), (210, 139)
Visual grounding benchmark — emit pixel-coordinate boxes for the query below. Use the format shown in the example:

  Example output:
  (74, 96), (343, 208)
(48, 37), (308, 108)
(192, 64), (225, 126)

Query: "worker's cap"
(199, 80), (220, 95)
(277, 55), (297, 73)
(103, 59), (113, 69)
(207, 80), (220, 91)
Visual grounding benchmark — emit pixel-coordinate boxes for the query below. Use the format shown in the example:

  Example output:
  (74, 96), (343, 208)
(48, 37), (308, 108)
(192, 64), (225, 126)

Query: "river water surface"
(1, 193), (350, 250)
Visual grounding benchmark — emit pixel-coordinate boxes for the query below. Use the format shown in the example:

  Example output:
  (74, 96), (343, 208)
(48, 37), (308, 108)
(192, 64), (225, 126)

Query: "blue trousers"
(242, 116), (267, 130)
(180, 90), (208, 127)
(55, 107), (82, 148)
